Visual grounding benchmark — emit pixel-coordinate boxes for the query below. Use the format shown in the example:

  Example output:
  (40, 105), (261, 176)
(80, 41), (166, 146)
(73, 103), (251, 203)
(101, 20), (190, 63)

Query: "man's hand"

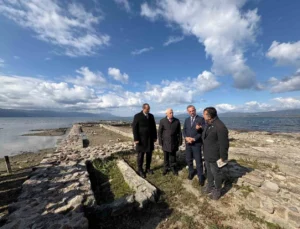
(185, 137), (193, 144)
(134, 141), (139, 144)
(195, 124), (202, 130)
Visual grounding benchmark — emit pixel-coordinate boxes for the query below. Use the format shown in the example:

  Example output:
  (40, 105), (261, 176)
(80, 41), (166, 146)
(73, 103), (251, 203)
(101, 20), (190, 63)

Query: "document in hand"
(217, 159), (228, 168)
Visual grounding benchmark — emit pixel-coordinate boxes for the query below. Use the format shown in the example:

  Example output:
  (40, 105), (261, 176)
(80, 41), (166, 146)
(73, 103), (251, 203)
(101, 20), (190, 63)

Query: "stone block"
(243, 173), (264, 187)
(274, 206), (287, 219)
(288, 211), (300, 227)
(246, 192), (260, 209)
(261, 197), (274, 214)
(261, 180), (280, 193)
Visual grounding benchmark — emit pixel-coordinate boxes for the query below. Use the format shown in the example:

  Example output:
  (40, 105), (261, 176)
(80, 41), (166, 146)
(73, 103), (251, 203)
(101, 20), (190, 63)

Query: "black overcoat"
(158, 117), (182, 152)
(132, 111), (157, 152)
(202, 117), (229, 162)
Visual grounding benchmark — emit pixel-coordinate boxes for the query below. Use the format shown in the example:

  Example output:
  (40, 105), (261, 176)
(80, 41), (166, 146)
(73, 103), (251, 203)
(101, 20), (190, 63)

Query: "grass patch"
(114, 150), (230, 228)
(92, 159), (134, 204)
(234, 184), (254, 198)
(237, 158), (280, 172)
(238, 206), (282, 229)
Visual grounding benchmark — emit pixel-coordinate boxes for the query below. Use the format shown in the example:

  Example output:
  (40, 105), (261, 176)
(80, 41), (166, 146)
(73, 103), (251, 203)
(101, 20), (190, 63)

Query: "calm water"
(1, 116), (299, 157)
(0, 117), (102, 157)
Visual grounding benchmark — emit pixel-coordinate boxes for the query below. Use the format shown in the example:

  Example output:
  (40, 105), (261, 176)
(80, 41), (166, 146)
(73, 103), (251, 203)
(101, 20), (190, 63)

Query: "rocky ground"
(109, 125), (300, 229)
(1, 123), (300, 229)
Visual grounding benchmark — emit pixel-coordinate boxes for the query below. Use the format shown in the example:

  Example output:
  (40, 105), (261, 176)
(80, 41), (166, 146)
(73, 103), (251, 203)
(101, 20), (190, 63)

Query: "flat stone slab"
(117, 159), (157, 207)
(243, 173), (264, 187)
(261, 180), (280, 193)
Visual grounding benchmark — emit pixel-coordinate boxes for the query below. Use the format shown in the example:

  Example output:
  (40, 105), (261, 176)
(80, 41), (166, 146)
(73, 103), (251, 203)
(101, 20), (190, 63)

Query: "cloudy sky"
(0, 0), (300, 116)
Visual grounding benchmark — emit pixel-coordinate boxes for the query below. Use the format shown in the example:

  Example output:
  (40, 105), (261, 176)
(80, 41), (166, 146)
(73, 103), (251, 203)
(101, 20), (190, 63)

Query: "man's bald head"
(166, 108), (173, 119)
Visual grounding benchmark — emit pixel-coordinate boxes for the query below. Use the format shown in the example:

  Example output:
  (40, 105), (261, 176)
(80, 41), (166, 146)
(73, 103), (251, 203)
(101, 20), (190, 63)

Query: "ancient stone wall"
(2, 124), (134, 229)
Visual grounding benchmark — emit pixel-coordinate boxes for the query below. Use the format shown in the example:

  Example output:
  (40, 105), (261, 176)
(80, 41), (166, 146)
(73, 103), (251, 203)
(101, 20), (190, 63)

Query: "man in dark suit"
(132, 103), (157, 178)
(158, 108), (182, 176)
(182, 105), (206, 186)
(202, 107), (229, 200)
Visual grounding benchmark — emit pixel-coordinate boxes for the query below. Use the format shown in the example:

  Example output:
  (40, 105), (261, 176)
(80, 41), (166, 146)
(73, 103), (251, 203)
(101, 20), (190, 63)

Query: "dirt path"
(82, 125), (132, 147)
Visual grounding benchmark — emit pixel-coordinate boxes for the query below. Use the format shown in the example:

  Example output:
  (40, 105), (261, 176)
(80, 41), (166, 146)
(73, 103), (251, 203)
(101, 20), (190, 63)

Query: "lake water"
(0, 117), (101, 157)
(1, 116), (300, 157)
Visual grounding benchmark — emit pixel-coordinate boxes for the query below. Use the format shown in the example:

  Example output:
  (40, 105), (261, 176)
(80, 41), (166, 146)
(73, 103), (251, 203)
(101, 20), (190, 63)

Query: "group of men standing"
(132, 103), (229, 200)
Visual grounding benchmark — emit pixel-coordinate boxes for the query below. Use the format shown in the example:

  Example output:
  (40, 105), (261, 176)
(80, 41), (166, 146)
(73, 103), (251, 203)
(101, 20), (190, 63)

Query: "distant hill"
(0, 108), (119, 119)
(219, 109), (300, 118)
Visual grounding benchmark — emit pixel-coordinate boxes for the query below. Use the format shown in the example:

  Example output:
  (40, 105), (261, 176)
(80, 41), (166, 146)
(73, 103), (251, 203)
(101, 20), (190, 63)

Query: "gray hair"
(165, 108), (173, 114)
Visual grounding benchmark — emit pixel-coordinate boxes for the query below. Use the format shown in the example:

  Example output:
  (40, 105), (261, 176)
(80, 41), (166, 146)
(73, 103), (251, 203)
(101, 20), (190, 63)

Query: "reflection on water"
(0, 117), (102, 157)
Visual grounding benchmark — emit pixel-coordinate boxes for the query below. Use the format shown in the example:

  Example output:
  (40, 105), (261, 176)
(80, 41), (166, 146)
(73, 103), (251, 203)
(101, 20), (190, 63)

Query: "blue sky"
(0, 0), (300, 116)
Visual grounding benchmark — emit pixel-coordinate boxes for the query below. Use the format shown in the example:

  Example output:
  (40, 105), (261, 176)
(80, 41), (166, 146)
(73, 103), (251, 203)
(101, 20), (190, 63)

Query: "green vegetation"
(117, 150), (230, 228)
(92, 159), (134, 204)
(238, 206), (282, 229)
(234, 184), (254, 198)
(237, 158), (280, 172)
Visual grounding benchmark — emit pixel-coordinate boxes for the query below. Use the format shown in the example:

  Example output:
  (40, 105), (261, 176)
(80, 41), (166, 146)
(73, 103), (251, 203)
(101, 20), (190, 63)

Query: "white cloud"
(131, 47), (153, 55)
(144, 70), (220, 104)
(141, 0), (260, 89)
(108, 67), (129, 84)
(272, 97), (300, 109)
(0, 0), (110, 57)
(13, 56), (20, 60)
(0, 75), (97, 109)
(266, 41), (300, 67)
(215, 104), (237, 112)
(114, 0), (131, 12)
(268, 70), (300, 93)
(0, 69), (219, 112)
(163, 36), (184, 46)
(215, 98), (300, 113)
(0, 58), (4, 67)
(66, 67), (106, 87)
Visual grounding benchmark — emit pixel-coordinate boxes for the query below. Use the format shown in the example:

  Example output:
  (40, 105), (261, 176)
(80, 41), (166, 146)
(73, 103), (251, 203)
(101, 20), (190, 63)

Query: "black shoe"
(188, 172), (194, 180)
(199, 180), (205, 186)
(171, 168), (178, 176)
(162, 170), (168, 176)
(146, 169), (154, 175)
(202, 185), (214, 194)
(138, 171), (146, 178)
(209, 188), (221, 200)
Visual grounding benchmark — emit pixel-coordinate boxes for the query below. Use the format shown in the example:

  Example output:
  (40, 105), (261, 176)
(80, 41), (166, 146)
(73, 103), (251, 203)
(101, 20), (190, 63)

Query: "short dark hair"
(142, 103), (150, 109)
(204, 107), (217, 119)
(186, 105), (195, 110)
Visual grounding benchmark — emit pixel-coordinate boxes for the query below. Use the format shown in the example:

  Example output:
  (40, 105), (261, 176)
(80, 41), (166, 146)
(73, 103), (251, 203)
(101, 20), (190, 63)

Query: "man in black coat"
(132, 103), (157, 178)
(202, 107), (229, 200)
(182, 105), (206, 186)
(158, 108), (182, 176)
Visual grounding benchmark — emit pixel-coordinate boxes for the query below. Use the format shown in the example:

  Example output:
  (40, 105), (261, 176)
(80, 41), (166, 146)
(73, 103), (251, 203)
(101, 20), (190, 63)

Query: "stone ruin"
(1, 124), (157, 228)
(1, 123), (300, 228)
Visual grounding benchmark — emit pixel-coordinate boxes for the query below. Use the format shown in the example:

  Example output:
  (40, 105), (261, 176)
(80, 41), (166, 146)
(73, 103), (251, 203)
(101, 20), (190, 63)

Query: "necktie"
(169, 118), (172, 123)
(191, 117), (194, 127)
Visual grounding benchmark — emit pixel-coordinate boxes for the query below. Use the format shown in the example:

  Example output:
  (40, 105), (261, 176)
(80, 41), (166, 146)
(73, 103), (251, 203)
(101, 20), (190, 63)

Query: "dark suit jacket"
(132, 111), (157, 152)
(158, 117), (182, 152)
(202, 117), (229, 162)
(182, 115), (205, 145)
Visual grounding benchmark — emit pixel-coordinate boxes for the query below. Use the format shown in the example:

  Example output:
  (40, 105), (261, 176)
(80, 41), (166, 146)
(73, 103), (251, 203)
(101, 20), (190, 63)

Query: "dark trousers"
(164, 151), (177, 170)
(137, 151), (152, 172)
(205, 161), (229, 189)
(185, 144), (204, 181)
